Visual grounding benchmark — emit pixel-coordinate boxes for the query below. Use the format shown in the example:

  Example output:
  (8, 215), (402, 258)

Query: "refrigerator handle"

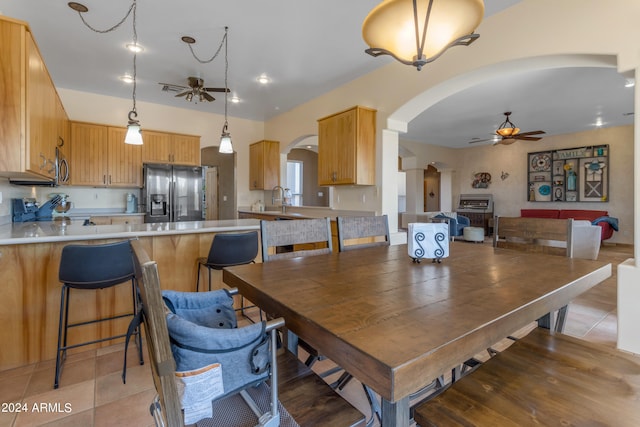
(171, 180), (176, 222)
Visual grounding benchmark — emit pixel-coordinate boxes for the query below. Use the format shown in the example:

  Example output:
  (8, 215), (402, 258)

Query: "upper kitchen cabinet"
(142, 131), (201, 165)
(0, 16), (69, 180)
(249, 140), (280, 190)
(70, 122), (142, 187)
(317, 106), (376, 186)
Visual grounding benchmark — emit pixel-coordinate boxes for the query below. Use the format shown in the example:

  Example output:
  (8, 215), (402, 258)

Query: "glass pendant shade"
(125, 122), (143, 145)
(219, 133), (233, 153)
(362, 0), (484, 69)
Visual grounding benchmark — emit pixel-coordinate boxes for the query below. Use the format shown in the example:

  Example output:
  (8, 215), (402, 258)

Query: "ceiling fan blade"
(513, 135), (544, 141)
(175, 90), (191, 98)
(202, 92), (215, 102)
(203, 87), (230, 93)
(159, 83), (189, 92)
(517, 130), (546, 136)
(468, 138), (493, 144)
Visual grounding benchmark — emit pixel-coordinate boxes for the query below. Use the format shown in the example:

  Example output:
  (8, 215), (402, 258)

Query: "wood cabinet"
(249, 140), (280, 190)
(317, 106), (376, 186)
(70, 122), (142, 187)
(0, 17), (68, 179)
(142, 131), (201, 165)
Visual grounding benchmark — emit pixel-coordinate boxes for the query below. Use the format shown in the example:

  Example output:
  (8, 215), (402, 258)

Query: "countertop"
(0, 219), (260, 245)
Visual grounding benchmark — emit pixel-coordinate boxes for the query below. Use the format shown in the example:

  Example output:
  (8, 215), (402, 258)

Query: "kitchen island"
(0, 219), (260, 371)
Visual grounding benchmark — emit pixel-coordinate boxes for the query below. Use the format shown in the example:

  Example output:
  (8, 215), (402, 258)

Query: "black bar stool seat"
(54, 240), (143, 389)
(196, 231), (260, 320)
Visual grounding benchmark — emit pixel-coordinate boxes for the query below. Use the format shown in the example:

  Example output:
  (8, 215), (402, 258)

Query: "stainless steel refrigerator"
(142, 163), (204, 223)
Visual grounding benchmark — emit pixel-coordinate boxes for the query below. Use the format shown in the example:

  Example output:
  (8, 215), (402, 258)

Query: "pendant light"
(362, 0), (484, 71)
(181, 27), (233, 153)
(124, 0), (143, 145)
(68, 1), (143, 144)
(218, 27), (233, 153)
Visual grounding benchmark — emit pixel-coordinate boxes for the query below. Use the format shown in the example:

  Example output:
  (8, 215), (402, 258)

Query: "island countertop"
(0, 219), (260, 245)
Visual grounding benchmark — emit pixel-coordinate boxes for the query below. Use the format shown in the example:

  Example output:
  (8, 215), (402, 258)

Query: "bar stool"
(54, 240), (143, 389)
(196, 231), (260, 320)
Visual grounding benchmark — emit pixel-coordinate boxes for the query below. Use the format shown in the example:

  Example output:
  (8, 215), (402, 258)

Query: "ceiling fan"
(469, 112), (546, 145)
(159, 76), (229, 103)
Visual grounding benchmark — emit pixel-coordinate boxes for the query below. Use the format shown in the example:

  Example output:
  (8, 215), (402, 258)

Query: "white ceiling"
(1, 0), (634, 148)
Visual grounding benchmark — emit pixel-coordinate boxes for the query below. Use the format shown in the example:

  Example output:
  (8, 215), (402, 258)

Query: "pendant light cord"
(73, 1), (135, 34)
(186, 29), (227, 65)
(224, 27), (229, 128)
(131, 0), (138, 116)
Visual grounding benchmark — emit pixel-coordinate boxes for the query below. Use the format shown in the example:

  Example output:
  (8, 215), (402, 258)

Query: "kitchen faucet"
(271, 186), (286, 213)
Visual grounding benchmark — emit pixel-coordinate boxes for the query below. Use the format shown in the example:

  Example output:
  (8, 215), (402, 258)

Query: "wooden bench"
(414, 328), (640, 426)
(493, 216), (573, 256)
(276, 349), (365, 427)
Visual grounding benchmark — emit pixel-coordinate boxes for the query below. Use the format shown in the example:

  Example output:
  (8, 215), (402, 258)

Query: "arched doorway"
(424, 165), (440, 212)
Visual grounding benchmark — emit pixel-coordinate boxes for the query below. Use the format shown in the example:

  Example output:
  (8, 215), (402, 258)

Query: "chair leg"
(208, 266), (212, 292)
(131, 279), (144, 365)
(54, 285), (69, 389)
(196, 261), (202, 292)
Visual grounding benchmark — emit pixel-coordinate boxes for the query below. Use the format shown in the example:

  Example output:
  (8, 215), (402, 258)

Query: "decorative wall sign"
(527, 145), (608, 202)
(471, 172), (491, 188)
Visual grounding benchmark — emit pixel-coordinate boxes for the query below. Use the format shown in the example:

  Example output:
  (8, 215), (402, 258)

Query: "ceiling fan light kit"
(362, 0), (484, 71)
(496, 112), (520, 137)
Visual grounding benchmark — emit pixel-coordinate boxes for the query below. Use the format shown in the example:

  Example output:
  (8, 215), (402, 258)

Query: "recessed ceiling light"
(120, 74), (134, 84)
(126, 43), (144, 53)
(594, 117), (604, 127)
(625, 78), (635, 88)
(230, 96), (240, 103)
(257, 74), (270, 85)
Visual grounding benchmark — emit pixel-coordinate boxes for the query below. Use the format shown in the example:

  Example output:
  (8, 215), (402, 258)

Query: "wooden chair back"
(336, 215), (390, 252)
(130, 239), (184, 427)
(260, 217), (333, 262)
(493, 216), (573, 256)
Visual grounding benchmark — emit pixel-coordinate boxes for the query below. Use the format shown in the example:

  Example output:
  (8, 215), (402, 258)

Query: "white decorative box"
(408, 223), (449, 262)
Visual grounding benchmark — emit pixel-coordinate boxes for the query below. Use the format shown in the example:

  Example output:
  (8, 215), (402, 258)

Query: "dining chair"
(54, 240), (143, 389)
(260, 217), (333, 262)
(196, 231), (260, 321)
(130, 239), (286, 427)
(260, 217), (333, 368)
(336, 215), (390, 252)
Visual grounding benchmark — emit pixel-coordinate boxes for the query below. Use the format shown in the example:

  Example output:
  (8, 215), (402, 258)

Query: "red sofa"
(520, 209), (615, 241)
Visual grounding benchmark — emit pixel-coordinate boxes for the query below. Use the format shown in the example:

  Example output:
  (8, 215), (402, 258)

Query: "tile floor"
(0, 242), (633, 427)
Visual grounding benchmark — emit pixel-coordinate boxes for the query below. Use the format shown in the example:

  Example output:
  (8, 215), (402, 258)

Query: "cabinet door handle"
(109, 175), (112, 185)
(332, 172), (337, 182)
(103, 175), (107, 185)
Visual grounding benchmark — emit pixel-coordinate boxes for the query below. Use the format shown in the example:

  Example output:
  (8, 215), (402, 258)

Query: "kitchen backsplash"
(0, 179), (140, 224)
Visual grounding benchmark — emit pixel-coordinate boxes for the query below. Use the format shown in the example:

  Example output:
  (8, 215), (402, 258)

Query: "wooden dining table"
(223, 242), (612, 427)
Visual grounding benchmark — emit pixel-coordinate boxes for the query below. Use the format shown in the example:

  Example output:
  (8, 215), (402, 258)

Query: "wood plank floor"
(0, 242), (633, 427)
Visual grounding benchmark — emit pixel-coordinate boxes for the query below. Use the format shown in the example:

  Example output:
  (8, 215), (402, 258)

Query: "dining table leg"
(381, 396), (410, 427)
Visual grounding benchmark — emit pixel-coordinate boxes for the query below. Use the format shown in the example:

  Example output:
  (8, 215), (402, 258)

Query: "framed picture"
(580, 157), (608, 201)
